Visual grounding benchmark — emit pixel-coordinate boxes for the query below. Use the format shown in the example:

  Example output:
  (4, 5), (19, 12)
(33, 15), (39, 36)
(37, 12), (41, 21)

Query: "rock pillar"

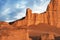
(41, 33), (55, 40)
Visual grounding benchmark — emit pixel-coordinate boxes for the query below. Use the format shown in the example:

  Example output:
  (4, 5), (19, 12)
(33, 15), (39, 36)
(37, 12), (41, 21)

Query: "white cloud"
(3, 16), (13, 22)
(40, 0), (44, 1)
(5, 20), (15, 22)
(14, 12), (26, 19)
(31, 0), (50, 14)
(16, 1), (27, 9)
(5, 17), (15, 22)
(16, 3), (26, 8)
(2, 8), (11, 15)
(31, 4), (47, 13)
(20, 1), (27, 5)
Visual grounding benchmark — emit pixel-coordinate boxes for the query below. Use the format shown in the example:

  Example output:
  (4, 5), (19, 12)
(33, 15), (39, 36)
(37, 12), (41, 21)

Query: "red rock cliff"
(0, 0), (60, 40)
(12, 0), (60, 28)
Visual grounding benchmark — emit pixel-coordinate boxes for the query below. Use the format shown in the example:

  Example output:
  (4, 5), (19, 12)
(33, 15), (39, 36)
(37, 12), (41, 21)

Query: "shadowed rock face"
(28, 23), (60, 37)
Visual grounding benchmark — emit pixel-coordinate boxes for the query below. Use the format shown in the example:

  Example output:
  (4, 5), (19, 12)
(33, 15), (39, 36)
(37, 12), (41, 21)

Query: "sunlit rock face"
(0, 0), (50, 22)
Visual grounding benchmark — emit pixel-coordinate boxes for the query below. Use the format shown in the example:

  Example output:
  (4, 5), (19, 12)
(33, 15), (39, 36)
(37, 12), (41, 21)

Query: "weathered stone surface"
(0, 0), (60, 40)
(0, 22), (29, 40)
(0, 29), (29, 40)
(28, 23), (60, 37)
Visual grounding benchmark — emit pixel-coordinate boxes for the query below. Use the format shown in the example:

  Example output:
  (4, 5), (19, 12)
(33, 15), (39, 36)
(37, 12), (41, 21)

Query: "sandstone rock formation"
(0, 0), (60, 40)
(12, 0), (60, 28)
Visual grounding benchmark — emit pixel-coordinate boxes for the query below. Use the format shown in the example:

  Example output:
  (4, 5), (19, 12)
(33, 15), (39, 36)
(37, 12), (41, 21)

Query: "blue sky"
(0, 0), (50, 22)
